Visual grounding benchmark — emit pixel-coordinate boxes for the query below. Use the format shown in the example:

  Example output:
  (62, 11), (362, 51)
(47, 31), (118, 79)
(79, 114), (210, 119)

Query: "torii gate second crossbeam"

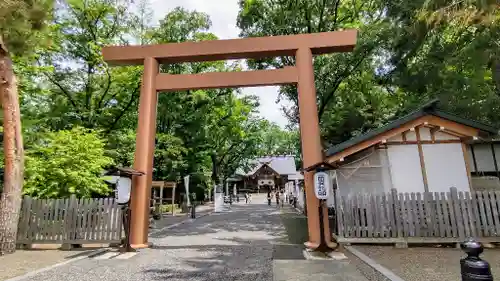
(102, 30), (358, 250)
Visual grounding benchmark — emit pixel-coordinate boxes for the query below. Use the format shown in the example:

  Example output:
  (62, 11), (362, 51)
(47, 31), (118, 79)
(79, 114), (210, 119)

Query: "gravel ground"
(15, 199), (291, 281)
(150, 204), (213, 232)
(0, 204), (212, 281)
(13, 198), (368, 281)
(354, 245), (500, 281)
(0, 249), (87, 281)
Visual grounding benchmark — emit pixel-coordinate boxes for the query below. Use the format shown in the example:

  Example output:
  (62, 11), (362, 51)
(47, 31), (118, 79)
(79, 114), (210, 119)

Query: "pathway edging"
(4, 248), (110, 281)
(345, 246), (406, 281)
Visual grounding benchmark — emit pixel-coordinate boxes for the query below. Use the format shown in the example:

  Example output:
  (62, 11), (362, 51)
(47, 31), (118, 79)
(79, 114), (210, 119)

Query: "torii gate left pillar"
(102, 30), (357, 249)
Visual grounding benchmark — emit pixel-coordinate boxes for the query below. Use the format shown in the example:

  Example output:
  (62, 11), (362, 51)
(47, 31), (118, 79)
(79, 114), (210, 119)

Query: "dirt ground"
(354, 245), (500, 281)
(0, 248), (89, 281)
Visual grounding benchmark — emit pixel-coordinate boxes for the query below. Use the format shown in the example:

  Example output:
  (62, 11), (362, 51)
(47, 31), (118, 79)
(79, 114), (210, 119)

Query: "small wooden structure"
(325, 100), (498, 199)
(151, 181), (176, 215)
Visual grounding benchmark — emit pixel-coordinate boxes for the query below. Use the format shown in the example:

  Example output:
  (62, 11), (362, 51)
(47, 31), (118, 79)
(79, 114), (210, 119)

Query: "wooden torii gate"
(102, 30), (357, 249)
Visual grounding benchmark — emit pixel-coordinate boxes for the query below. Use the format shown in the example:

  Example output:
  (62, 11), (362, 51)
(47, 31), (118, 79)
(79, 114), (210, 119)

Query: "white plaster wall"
(406, 130), (417, 141)
(419, 127), (432, 141)
(434, 131), (460, 140)
(387, 145), (425, 193)
(422, 143), (470, 192)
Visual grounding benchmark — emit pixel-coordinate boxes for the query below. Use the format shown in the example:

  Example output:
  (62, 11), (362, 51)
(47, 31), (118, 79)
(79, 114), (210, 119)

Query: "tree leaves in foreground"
(0, 0), (53, 255)
(237, 0), (500, 146)
(24, 127), (113, 198)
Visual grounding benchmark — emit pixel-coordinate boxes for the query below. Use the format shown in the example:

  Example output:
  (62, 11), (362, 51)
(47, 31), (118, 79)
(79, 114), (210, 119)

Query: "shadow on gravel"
(146, 240), (304, 281)
(149, 204), (285, 239)
(146, 243), (273, 281)
(144, 204), (306, 280)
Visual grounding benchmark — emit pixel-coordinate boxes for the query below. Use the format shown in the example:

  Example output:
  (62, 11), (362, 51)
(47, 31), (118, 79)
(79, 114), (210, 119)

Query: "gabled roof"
(325, 99), (499, 159)
(237, 155), (297, 176)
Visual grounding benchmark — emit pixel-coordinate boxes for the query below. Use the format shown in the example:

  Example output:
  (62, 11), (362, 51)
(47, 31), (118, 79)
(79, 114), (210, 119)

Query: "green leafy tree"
(24, 127), (113, 198)
(0, 0), (53, 255)
(237, 0), (500, 147)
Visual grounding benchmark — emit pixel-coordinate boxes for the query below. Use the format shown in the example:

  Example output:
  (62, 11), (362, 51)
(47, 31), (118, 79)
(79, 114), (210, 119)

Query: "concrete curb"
(149, 209), (213, 236)
(4, 248), (110, 281)
(344, 246), (406, 281)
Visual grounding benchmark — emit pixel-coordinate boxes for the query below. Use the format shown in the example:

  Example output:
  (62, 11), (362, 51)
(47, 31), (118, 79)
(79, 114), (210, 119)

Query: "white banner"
(214, 184), (224, 212)
(184, 175), (190, 206)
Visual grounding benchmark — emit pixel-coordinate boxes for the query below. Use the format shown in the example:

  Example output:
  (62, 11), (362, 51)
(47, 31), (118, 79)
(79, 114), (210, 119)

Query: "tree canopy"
(1, 0), (498, 199)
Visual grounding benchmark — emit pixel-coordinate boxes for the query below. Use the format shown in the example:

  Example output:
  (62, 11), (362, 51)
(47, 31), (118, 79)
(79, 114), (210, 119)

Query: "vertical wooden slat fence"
(17, 196), (123, 246)
(334, 188), (500, 245)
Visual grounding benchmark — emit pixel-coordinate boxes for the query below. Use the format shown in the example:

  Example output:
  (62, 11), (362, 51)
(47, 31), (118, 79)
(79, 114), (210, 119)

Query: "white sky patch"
(148, 0), (293, 128)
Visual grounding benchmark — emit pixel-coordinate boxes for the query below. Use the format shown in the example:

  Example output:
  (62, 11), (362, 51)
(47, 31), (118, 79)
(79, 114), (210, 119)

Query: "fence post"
(391, 189), (401, 238)
(16, 196), (33, 249)
(451, 187), (466, 242)
(460, 239), (493, 281)
(61, 195), (77, 250)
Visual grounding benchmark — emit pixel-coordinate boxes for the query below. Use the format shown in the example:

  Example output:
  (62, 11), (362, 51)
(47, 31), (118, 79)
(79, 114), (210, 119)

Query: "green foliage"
(14, 0), (495, 199)
(0, 0), (53, 55)
(237, 0), (500, 146)
(24, 127), (113, 198)
(159, 204), (180, 213)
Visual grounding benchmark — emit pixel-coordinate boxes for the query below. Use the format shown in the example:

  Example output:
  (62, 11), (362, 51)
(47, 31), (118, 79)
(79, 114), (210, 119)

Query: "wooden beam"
(427, 116), (479, 136)
(327, 115), (483, 164)
(155, 67), (298, 91)
(151, 181), (176, 188)
(326, 116), (432, 163)
(102, 30), (358, 65)
(386, 140), (462, 145)
(416, 127), (429, 192)
(462, 142), (473, 190)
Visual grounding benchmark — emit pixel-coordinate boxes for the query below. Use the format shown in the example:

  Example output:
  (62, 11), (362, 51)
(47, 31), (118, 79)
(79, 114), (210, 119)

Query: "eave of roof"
(325, 100), (499, 158)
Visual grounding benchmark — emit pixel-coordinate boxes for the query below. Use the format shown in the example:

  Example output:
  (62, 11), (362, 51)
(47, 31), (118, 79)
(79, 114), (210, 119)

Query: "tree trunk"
(0, 39), (25, 256)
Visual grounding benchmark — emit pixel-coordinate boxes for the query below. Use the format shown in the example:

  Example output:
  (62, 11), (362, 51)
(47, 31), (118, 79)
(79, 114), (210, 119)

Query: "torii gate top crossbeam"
(102, 30), (357, 65)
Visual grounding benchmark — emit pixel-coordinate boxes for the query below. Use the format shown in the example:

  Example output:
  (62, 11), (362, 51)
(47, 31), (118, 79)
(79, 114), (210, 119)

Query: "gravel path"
(13, 198), (368, 281)
(0, 249), (80, 281)
(354, 245), (500, 281)
(17, 199), (297, 281)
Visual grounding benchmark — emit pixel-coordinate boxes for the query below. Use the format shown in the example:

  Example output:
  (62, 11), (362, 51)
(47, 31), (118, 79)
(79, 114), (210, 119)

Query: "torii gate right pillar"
(296, 48), (334, 248)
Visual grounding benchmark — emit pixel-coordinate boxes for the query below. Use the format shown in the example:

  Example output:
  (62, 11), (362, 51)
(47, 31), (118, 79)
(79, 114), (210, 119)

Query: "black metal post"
(191, 202), (196, 219)
(121, 204), (135, 253)
(316, 199), (333, 253)
(460, 239), (493, 281)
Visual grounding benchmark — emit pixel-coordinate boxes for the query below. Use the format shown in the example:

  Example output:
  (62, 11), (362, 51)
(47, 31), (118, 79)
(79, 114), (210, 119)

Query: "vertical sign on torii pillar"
(102, 30), (357, 249)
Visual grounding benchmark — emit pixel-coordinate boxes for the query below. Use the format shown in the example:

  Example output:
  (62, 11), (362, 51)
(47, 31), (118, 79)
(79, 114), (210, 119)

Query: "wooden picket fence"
(333, 188), (500, 246)
(17, 196), (123, 246)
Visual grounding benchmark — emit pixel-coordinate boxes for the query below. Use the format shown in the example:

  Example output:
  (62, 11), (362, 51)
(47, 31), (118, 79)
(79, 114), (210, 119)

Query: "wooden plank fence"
(17, 196), (123, 246)
(334, 188), (500, 245)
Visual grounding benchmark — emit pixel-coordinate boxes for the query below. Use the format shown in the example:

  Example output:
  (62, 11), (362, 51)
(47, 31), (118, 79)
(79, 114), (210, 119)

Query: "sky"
(149, 0), (293, 128)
